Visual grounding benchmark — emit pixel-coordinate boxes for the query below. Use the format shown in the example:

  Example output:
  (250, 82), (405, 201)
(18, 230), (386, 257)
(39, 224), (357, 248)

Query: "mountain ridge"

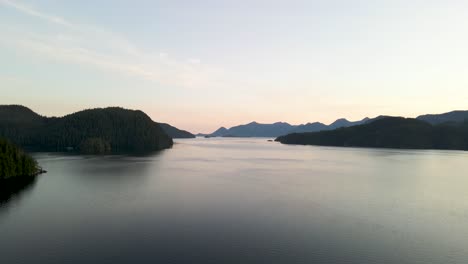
(203, 117), (370, 138)
(416, 110), (468, 125)
(0, 105), (175, 153)
(158, 123), (195, 138)
(201, 110), (468, 138)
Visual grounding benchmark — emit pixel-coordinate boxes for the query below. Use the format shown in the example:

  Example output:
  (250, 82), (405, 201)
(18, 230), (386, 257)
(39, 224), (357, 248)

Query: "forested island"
(0, 138), (42, 179)
(0, 105), (174, 154)
(0, 138), (43, 204)
(276, 117), (468, 150)
(158, 123), (195, 138)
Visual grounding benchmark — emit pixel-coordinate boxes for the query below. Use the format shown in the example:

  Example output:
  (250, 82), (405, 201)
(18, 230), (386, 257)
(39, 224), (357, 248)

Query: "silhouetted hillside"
(276, 117), (468, 150)
(291, 122), (328, 133)
(328, 118), (368, 130)
(158, 123), (195, 138)
(223, 122), (293, 137)
(210, 127), (229, 137)
(206, 117), (370, 137)
(417, 110), (468, 125)
(0, 105), (46, 148)
(0, 106), (173, 154)
(0, 105), (43, 124)
(0, 138), (40, 180)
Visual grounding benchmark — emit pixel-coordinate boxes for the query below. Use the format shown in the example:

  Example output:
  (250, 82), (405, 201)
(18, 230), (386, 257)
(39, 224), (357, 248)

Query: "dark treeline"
(0, 105), (173, 154)
(158, 123), (195, 138)
(276, 117), (468, 150)
(0, 138), (39, 180)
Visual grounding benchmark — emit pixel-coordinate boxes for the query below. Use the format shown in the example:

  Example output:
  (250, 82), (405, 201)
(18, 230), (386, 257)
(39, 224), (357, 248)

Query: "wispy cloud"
(0, 0), (229, 89)
(1, 0), (73, 27)
(0, 73), (30, 85)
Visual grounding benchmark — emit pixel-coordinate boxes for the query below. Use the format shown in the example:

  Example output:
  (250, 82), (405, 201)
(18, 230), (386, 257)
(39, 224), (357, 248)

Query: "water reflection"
(0, 176), (38, 209)
(69, 154), (164, 191)
(2, 139), (468, 263)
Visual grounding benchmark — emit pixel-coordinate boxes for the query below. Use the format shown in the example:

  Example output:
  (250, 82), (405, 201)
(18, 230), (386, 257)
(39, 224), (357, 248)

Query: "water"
(1, 138), (468, 264)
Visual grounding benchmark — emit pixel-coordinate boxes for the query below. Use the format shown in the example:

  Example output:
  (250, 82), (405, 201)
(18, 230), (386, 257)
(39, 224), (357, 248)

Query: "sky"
(1, 0), (468, 133)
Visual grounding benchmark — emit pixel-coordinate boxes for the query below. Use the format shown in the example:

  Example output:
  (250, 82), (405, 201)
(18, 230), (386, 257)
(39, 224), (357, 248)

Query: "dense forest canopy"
(0, 138), (39, 180)
(0, 105), (173, 154)
(158, 123), (195, 138)
(276, 117), (468, 151)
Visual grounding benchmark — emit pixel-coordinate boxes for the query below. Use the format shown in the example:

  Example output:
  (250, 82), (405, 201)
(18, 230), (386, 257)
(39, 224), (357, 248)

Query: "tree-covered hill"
(417, 110), (468, 125)
(0, 105), (46, 147)
(0, 105), (44, 124)
(0, 138), (40, 180)
(276, 117), (468, 150)
(158, 123), (195, 138)
(0, 106), (173, 154)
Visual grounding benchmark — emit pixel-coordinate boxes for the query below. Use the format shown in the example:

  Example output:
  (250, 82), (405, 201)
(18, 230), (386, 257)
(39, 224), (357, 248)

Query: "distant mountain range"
(201, 117), (372, 138)
(200, 110), (468, 138)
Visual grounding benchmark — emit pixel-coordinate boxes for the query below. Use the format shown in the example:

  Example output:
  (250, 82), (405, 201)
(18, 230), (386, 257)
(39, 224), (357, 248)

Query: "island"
(0, 105), (174, 154)
(276, 117), (468, 151)
(0, 138), (43, 180)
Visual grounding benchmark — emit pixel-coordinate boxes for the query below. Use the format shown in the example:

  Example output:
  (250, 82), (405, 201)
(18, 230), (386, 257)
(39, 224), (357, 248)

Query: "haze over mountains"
(201, 110), (468, 138)
(202, 117), (374, 138)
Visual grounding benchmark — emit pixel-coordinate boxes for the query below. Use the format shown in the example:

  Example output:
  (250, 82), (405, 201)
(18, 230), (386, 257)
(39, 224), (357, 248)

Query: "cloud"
(0, 0), (230, 89)
(1, 0), (74, 27)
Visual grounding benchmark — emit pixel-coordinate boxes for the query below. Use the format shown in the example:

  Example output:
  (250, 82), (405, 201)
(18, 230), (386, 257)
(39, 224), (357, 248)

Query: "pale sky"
(1, 0), (467, 133)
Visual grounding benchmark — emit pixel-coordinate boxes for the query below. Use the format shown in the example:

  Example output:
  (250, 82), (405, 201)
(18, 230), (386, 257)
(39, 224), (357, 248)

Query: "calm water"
(1, 138), (468, 264)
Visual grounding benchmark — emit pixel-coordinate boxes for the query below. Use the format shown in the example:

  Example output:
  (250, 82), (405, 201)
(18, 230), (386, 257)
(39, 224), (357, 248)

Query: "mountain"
(0, 105), (173, 154)
(0, 105), (43, 124)
(206, 117), (370, 137)
(158, 123), (195, 138)
(328, 118), (352, 130)
(276, 117), (468, 150)
(291, 122), (328, 133)
(200, 111), (468, 138)
(328, 118), (369, 130)
(417, 110), (468, 125)
(222, 122), (293, 137)
(210, 127), (229, 137)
